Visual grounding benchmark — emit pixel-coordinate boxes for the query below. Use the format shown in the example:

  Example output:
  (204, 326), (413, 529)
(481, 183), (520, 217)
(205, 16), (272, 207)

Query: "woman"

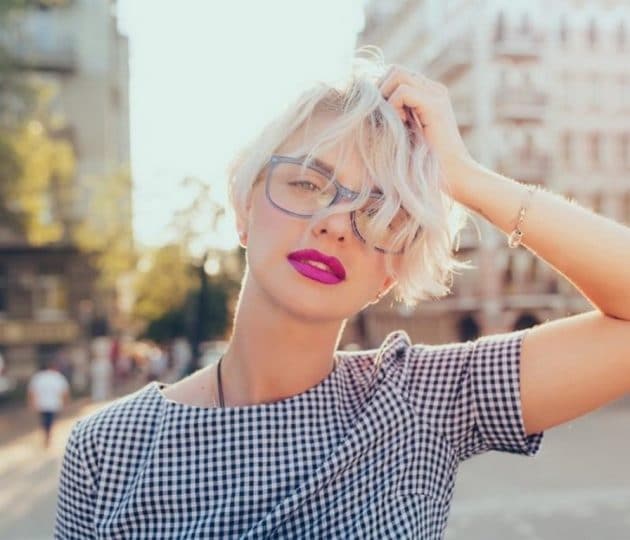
(54, 49), (630, 539)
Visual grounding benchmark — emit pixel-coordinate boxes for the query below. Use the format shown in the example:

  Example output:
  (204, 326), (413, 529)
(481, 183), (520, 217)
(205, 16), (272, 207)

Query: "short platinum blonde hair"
(227, 46), (475, 309)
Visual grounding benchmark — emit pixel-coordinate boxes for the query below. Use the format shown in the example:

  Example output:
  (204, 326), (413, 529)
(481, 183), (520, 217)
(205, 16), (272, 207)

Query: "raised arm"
(451, 162), (630, 434)
(378, 65), (630, 435)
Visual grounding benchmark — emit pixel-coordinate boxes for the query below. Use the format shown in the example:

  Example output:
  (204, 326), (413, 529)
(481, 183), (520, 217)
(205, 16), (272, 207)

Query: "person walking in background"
(172, 337), (192, 380)
(27, 358), (70, 449)
(146, 343), (168, 382)
(90, 337), (113, 401)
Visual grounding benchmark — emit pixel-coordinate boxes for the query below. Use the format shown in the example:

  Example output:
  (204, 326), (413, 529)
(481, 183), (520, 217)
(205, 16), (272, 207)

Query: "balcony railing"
(493, 31), (544, 60)
(426, 38), (472, 82)
(495, 86), (547, 121)
(498, 147), (551, 183)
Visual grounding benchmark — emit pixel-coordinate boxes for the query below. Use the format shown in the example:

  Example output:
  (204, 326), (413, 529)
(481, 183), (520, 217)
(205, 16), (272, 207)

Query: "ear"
(369, 275), (397, 305)
(380, 275), (397, 297)
(235, 190), (254, 248)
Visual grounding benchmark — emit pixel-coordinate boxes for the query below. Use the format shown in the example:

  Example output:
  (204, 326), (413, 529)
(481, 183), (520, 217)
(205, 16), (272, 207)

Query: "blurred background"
(0, 0), (629, 538)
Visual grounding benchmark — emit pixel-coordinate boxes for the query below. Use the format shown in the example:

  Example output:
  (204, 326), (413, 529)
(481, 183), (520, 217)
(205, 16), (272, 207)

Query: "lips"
(287, 249), (346, 280)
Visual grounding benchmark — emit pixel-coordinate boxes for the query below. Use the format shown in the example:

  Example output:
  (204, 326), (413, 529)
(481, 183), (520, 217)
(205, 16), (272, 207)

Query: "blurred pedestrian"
(90, 337), (113, 401)
(172, 337), (192, 380)
(109, 335), (123, 384)
(27, 358), (70, 449)
(146, 344), (168, 382)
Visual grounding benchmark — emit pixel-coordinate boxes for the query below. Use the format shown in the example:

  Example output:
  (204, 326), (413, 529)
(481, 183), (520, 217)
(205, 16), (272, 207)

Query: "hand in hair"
(377, 65), (476, 194)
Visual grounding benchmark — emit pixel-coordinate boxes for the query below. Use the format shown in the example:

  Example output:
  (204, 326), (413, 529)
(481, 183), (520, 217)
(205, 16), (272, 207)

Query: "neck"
(219, 272), (345, 407)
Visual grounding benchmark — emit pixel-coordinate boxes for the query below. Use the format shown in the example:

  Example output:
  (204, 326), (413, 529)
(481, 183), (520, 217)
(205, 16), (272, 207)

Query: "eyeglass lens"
(268, 160), (410, 252)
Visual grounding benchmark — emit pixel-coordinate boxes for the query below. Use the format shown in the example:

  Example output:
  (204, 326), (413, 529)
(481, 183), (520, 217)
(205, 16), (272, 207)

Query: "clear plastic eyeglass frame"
(263, 154), (419, 254)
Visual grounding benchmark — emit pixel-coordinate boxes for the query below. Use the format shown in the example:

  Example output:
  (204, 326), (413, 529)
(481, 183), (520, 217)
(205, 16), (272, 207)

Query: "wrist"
(440, 156), (481, 201)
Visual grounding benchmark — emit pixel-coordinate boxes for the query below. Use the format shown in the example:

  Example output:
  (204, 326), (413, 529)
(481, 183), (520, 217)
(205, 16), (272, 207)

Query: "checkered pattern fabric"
(55, 328), (543, 539)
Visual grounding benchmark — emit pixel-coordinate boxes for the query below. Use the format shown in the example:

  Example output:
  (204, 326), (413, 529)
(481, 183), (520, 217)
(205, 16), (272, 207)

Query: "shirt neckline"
(151, 353), (342, 413)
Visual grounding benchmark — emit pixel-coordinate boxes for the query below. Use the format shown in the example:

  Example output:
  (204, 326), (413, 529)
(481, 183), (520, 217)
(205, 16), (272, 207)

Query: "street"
(1, 391), (628, 539)
(447, 395), (630, 539)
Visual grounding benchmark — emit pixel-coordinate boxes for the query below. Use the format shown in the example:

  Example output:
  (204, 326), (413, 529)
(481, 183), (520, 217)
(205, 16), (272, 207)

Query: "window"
(0, 265), (6, 315)
(617, 21), (626, 52)
(589, 132), (601, 167)
(624, 192), (630, 225)
(559, 15), (568, 45)
(587, 18), (598, 48)
(520, 13), (531, 34)
(495, 11), (506, 41)
(590, 72), (600, 109)
(620, 133), (630, 168)
(33, 273), (68, 320)
(617, 74), (626, 110)
(591, 192), (603, 214)
(562, 132), (572, 165)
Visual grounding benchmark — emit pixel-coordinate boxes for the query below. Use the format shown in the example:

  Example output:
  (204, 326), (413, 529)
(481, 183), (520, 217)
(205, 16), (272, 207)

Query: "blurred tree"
(133, 244), (196, 325)
(133, 176), (244, 351)
(73, 165), (136, 288)
(144, 307), (187, 342)
(0, 1), (76, 242)
(169, 176), (235, 368)
(5, 116), (75, 243)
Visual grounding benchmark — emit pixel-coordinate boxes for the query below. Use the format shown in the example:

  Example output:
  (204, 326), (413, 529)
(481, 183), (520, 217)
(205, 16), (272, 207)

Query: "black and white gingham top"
(55, 329), (544, 539)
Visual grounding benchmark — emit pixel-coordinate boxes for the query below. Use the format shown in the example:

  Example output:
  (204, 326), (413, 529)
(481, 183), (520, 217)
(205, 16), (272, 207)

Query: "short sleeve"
(54, 421), (96, 539)
(400, 328), (544, 462)
(464, 329), (544, 459)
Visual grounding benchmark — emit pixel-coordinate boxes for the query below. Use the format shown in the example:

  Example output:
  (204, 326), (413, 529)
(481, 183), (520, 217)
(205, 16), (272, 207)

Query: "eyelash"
(289, 180), (321, 192)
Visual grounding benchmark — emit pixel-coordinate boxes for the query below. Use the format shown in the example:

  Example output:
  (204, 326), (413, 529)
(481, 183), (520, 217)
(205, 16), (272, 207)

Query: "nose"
(312, 212), (350, 244)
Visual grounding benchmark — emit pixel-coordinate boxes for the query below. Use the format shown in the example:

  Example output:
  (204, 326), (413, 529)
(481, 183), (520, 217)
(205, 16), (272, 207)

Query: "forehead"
(275, 113), (382, 195)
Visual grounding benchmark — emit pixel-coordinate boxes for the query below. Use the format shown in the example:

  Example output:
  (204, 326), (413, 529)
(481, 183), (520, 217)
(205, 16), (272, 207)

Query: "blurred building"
(0, 0), (130, 382)
(342, 0), (630, 347)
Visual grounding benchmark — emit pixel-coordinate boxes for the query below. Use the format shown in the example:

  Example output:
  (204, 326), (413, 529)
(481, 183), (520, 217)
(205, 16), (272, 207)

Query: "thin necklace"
(216, 354), (225, 407)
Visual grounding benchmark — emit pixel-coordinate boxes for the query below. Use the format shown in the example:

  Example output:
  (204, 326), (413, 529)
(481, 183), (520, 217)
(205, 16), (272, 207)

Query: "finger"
(378, 65), (405, 98)
(388, 85), (429, 127)
(380, 67), (438, 100)
(376, 64), (395, 90)
(379, 66), (424, 99)
(410, 108), (425, 128)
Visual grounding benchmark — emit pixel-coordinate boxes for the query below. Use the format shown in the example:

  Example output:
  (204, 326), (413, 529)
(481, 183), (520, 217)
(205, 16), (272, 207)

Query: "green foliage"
(141, 277), (231, 343)
(0, 135), (23, 229)
(0, 9), (76, 243)
(198, 277), (230, 340)
(144, 307), (187, 342)
(73, 165), (136, 288)
(6, 118), (75, 243)
(133, 244), (197, 324)
(134, 245), (242, 344)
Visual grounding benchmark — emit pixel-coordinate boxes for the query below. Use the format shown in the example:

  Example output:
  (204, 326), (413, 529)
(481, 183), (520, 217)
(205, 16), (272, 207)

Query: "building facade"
(0, 0), (130, 384)
(341, 0), (630, 347)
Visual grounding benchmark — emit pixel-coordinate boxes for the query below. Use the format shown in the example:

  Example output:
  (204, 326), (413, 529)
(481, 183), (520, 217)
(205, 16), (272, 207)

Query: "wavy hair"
(227, 45), (476, 309)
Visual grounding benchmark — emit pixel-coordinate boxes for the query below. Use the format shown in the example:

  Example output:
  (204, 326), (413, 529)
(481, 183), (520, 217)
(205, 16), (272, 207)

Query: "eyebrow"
(304, 155), (384, 196)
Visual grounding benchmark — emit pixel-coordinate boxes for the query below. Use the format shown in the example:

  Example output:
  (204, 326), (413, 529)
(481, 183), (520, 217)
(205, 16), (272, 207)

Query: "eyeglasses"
(263, 154), (420, 254)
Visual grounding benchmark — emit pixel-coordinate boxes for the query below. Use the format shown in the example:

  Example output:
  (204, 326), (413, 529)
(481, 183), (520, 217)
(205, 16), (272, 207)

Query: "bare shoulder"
(160, 365), (216, 408)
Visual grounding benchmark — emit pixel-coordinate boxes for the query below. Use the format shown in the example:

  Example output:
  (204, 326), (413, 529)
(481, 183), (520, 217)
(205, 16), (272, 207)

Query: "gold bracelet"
(508, 184), (536, 248)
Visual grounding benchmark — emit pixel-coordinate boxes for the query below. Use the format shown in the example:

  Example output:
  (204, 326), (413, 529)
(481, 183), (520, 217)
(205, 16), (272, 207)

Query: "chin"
(276, 283), (355, 322)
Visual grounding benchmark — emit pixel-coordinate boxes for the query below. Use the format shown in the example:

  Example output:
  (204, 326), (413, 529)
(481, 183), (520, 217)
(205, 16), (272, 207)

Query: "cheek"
(250, 191), (290, 241)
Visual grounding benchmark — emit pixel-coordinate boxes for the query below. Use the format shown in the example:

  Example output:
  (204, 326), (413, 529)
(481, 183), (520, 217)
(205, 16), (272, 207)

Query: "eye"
(288, 180), (321, 192)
